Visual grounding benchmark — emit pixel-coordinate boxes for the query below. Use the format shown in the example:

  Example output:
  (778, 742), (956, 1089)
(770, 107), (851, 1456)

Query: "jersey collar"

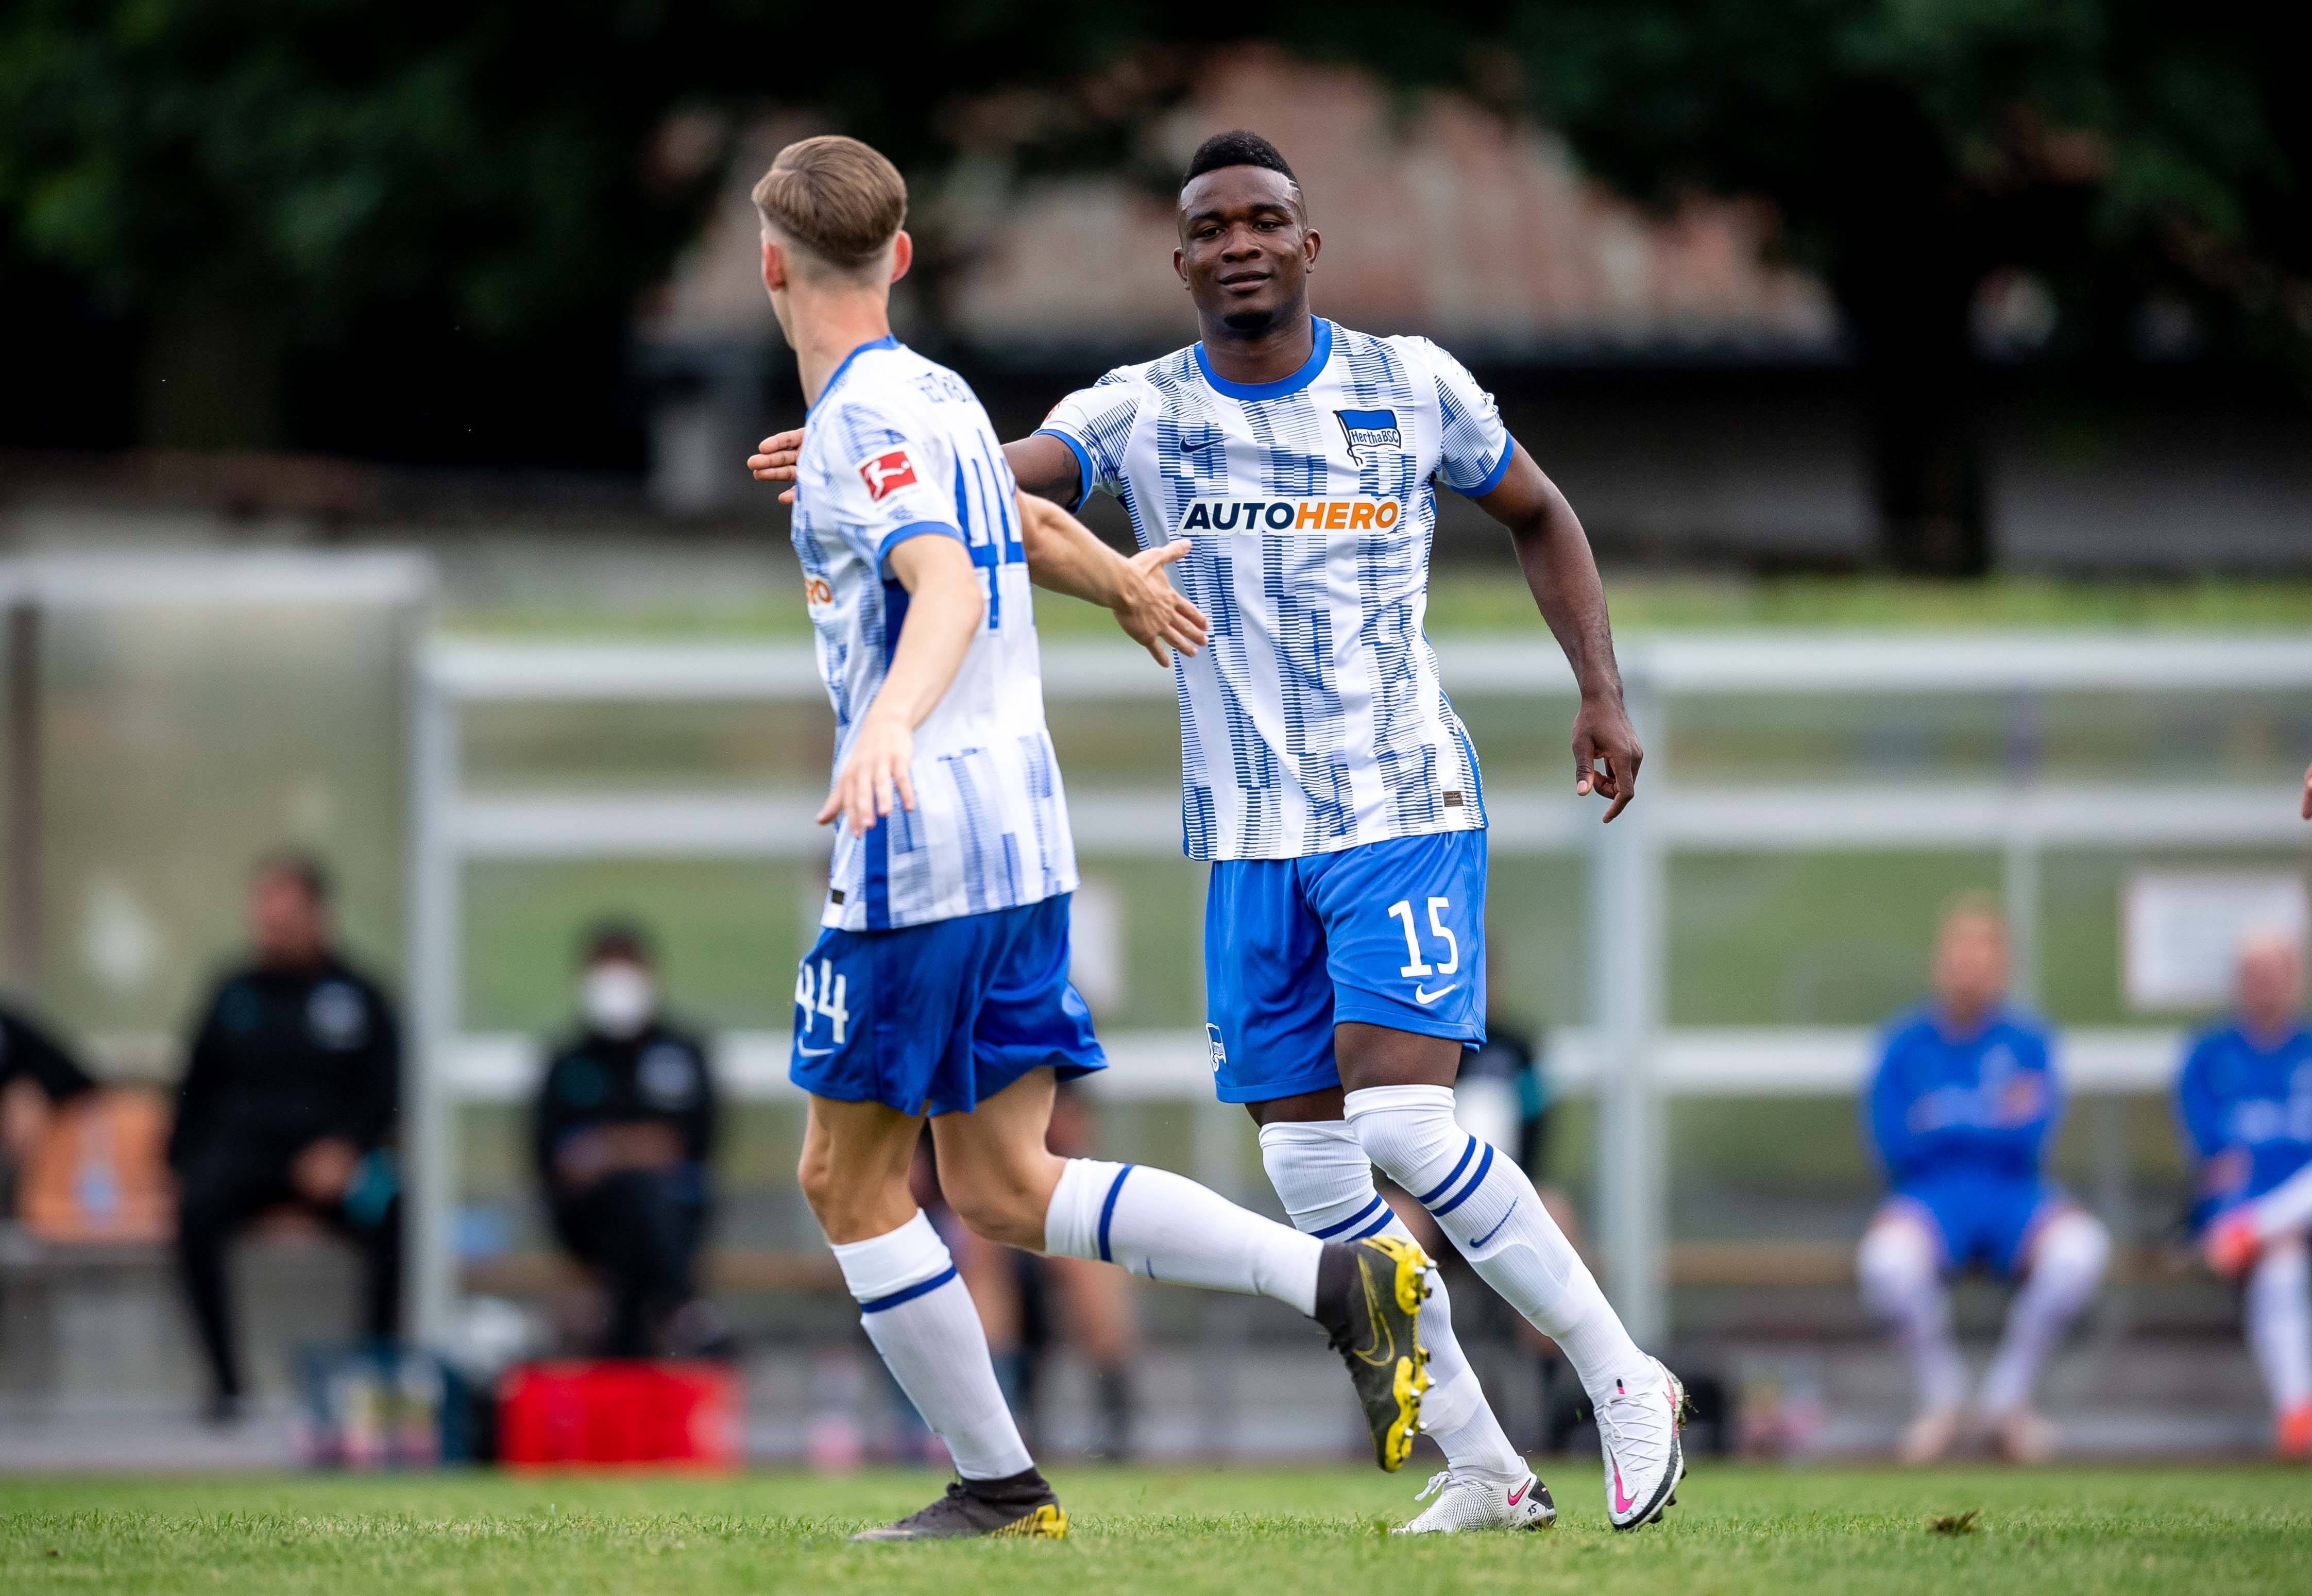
(809, 333), (901, 417)
(1193, 317), (1333, 401)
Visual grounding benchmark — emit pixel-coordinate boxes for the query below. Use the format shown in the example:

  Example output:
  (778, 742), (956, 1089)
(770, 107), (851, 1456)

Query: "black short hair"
(579, 918), (656, 967)
(253, 851), (331, 905)
(1183, 130), (1298, 190)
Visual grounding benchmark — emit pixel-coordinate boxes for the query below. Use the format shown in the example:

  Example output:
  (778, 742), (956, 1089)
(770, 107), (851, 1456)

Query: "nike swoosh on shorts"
(1413, 985), (1457, 1006)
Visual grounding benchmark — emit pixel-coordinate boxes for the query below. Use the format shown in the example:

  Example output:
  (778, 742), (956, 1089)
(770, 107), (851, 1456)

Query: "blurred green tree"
(0, 1), (1169, 453)
(1287, 1), (2311, 573)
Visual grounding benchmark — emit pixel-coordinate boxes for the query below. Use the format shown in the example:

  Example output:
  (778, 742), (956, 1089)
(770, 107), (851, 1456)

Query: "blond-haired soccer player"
(754, 135), (1431, 1541)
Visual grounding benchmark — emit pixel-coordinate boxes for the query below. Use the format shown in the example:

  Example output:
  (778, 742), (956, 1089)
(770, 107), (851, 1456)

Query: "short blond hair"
(752, 135), (907, 276)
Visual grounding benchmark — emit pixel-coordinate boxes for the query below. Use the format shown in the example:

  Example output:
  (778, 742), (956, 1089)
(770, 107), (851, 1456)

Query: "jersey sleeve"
(1416, 338), (1514, 498)
(1862, 1028), (1918, 1181)
(803, 394), (964, 569)
(2174, 1036), (2228, 1158)
(1033, 372), (1141, 511)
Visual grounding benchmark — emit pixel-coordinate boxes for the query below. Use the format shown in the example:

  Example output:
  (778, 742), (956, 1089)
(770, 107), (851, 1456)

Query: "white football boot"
(1391, 1468), (1556, 1534)
(1596, 1358), (1686, 1531)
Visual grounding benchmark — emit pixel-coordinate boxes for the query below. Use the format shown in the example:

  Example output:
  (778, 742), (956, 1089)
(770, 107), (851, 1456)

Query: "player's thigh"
(1203, 858), (1339, 1105)
(1866, 1193), (1957, 1275)
(930, 1064), (1066, 1249)
(1304, 831), (1489, 1081)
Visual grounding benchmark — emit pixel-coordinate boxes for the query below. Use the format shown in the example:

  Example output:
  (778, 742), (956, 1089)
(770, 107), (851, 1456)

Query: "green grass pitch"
(5, 1463), (2308, 1594)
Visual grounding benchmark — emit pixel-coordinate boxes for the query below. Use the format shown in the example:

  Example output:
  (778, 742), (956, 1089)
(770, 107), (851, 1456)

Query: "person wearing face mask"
(532, 923), (722, 1357)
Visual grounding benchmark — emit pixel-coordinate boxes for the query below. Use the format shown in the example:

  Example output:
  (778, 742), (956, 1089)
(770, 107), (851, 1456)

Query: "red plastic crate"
(497, 1361), (743, 1470)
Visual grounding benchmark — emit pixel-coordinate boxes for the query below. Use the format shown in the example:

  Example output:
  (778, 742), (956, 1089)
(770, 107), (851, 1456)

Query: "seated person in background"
(1855, 897), (2110, 1464)
(0, 1000), (97, 1196)
(2177, 928), (2312, 1458)
(532, 923), (723, 1357)
(170, 854), (403, 1421)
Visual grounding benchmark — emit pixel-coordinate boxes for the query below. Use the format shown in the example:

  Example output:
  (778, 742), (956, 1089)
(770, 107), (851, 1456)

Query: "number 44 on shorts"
(794, 958), (851, 1044)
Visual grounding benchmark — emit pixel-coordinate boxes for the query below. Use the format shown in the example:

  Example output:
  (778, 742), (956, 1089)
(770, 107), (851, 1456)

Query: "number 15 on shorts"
(1388, 897), (1459, 978)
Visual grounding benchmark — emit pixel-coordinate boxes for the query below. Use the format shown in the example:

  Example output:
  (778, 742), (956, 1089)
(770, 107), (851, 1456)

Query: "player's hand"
(1114, 539), (1210, 666)
(749, 428), (805, 505)
(1572, 694), (1643, 823)
(819, 711), (916, 837)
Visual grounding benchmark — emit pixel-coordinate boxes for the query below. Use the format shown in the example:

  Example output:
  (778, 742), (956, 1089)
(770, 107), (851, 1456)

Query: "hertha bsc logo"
(1335, 408), (1402, 464)
(857, 447), (919, 501)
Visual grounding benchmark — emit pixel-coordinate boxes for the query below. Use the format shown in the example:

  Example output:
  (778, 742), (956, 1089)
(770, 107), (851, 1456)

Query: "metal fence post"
(1590, 663), (1667, 1347)
(406, 655), (462, 1349)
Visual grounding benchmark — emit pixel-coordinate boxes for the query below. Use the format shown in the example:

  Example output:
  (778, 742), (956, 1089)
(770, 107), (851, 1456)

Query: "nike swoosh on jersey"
(796, 1044), (837, 1057)
(1413, 984), (1457, 1006)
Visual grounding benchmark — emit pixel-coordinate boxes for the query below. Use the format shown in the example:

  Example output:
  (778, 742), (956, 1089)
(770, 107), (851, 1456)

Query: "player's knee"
(941, 1166), (1047, 1251)
(1857, 1215), (1938, 1306)
(2031, 1209), (2111, 1293)
(794, 1141), (850, 1226)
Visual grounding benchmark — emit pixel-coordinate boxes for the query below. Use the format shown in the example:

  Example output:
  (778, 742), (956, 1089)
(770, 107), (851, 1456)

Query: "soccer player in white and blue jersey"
(756, 128), (1686, 1534)
(753, 135), (1434, 1543)
(1029, 129), (1684, 1533)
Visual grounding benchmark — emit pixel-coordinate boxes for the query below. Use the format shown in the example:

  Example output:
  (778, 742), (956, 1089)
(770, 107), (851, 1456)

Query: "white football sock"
(1259, 1119), (1524, 1480)
(1346, 1084), (1647, 1406)
(1043, 1158), (1322, 1315)
(1978, 1210), (2110, 1418)
(1857, 1216), (1967, 1415)
(2251, 1163), (2312, 1242)
(830, 1210), (1034, 1481)
(2245, 1239), (2312, 1414)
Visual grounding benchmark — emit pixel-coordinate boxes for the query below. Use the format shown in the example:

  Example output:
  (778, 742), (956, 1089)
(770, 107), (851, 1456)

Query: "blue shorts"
(1889, 1172), (2066, 1278)
(1203, 830), (1488, 1105)
(789, 895), (1105, 1116)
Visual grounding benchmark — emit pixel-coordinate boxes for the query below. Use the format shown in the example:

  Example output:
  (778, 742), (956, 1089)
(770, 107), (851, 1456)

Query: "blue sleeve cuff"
(877, 520), (964, 566)
(1457, 436), (1517, 499)
(1032, 428), (1097, 513)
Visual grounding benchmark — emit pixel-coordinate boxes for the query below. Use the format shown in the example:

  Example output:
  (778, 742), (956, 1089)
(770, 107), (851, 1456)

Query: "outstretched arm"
(1013, 494), (1208, 666)
(1472, 442), (1642, 822)
(747, 426), (1204, 667)
(823, 534), (984, 837)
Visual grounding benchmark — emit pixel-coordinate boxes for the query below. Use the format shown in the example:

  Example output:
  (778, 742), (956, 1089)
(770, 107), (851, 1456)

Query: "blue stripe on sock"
(858, 1265), (957, 1314)
(1312, 1195), (1387, 1239)
(1433, 1143), (1495, 1217)
(1097, 1164), (1136, 1263)
(1348, 1209), (1398, 1241)
(1417, 1137), (1478, 1205)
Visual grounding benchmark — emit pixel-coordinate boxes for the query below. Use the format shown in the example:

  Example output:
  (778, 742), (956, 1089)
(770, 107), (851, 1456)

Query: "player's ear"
(1174, 246), (1188, 288)
(888, 231), (913, 285)
(760, 233), (787, 295)
(1303, 227), (1321, 273)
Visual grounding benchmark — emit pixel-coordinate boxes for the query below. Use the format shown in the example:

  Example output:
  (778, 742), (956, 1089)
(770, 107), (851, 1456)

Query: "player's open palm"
(750, 428), (806, 504)
(820, 712), (916, 837)
(1118, 539), (1210, 667)
(1572, 697), (1643, 822)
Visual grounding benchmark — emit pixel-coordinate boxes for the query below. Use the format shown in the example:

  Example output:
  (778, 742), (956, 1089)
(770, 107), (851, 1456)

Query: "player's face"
(1174, 166), (1319, 335)
(1932, 913), (2008, 1018)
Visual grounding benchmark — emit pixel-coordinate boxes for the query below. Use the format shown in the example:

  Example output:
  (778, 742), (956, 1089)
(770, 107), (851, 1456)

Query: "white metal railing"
(407, 633), (2312, 1345)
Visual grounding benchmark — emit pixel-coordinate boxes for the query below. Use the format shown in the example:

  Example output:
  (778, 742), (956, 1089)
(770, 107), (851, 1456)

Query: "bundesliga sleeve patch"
(856, 446), (921, 501)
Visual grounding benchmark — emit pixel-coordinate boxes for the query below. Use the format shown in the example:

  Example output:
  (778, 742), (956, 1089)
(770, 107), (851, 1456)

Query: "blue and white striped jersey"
(1037, 319), (1512, 861)
(791, 336), (1076, 930)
